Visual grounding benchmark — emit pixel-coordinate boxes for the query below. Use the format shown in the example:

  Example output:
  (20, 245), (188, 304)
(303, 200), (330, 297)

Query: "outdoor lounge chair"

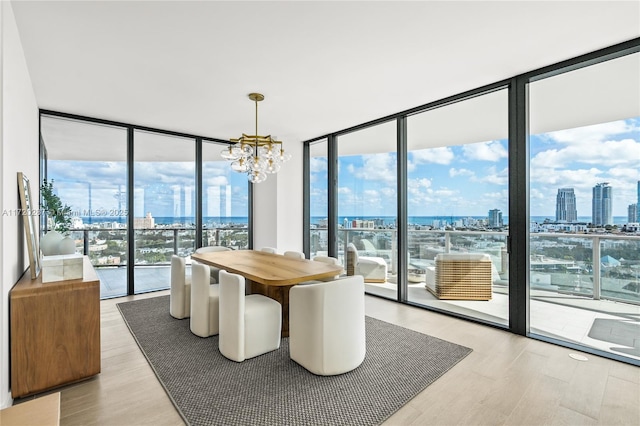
(346, 242), (387, 283)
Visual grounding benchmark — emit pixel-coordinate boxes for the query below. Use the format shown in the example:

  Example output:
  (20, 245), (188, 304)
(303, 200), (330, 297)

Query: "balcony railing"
(62, 225), (640, 305)
(310, 228), (640, 305)
(64, 226), (249, 268)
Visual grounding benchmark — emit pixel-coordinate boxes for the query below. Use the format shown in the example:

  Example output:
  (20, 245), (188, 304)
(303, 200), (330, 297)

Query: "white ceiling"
(11, 0), (640, 146)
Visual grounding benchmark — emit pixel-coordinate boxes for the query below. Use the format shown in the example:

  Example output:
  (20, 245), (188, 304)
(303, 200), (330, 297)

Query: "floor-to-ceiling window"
(308, 139), (329, 258)
(405, 89), (509, 325)
(41, 112), (250, 299)
(40, 115), (129, 298)
(202, 141), (250, 249)
(337, 121), (398, 299)
(303, 38), (639, 365)
(133, 130), (196, 294)
(528, 52), (640, 362)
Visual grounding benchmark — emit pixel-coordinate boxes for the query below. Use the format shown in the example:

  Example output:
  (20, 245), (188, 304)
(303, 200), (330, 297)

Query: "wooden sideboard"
(10, 256), (101, 398)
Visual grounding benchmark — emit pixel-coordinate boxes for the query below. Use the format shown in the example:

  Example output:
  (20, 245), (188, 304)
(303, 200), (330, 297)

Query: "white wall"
(1, 1), (39, 408)
(253, 140), (304, 254)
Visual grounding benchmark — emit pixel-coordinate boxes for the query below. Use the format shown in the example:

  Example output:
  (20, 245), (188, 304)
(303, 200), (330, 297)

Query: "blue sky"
(311, 118), (640, 219)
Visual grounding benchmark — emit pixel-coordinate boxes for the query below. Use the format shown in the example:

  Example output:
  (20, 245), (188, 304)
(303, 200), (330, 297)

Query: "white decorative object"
(42, 254), (83, 283)
(40, 231), (64, 256)
(58, 236), (76, 255)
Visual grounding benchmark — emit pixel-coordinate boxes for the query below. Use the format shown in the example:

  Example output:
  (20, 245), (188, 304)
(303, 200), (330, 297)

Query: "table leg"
(250, 282), (292, 337)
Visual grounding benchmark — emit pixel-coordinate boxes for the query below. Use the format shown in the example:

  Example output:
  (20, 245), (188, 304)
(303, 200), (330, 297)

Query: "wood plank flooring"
(19, 291), (640, 425)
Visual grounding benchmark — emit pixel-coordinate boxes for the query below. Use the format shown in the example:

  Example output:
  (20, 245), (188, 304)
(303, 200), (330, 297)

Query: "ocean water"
(81, 215), (630, 227)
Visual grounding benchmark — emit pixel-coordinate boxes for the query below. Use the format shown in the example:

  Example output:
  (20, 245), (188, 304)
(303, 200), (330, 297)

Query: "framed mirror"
(17, 172), (41, 279)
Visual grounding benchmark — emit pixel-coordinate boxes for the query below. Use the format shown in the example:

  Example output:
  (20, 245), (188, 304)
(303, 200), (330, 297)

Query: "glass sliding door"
(133, 130), (196, 293)
(40, 115), (129, 298)
(337, 121), (397, 299)
(202, 141), (249, 249)
(529, 52), (640, 362)
(309, 139), (329, 258)
(406, 89), (509, 326)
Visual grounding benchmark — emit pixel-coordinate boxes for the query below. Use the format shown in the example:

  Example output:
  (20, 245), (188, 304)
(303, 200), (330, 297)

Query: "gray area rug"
(117, 295), (472, 426)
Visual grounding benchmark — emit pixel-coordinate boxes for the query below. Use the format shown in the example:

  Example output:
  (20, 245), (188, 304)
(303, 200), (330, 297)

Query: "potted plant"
(40, 179), (74, 255)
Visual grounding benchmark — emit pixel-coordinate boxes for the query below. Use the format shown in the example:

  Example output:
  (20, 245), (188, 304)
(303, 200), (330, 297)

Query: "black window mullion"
(327, 135), (338, 258)
(126, 127), (135, 296)
(508, 76), (529, 336)
(195, 138), (203, 248)
(397, 117), (408, 303)
(303, 142), (311, 257)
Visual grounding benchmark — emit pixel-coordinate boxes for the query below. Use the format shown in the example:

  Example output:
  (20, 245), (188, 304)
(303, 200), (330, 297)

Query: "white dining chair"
(195, 245), (232, 283)
(312, 255), (342, 280)
(289, 275), (366, 375)
(260, 247), (277, 254)
(284, 250), (305, 260)
(189, 262), (220, 337)
(218, 270), (282, 362)
(170, 255), (191, 319)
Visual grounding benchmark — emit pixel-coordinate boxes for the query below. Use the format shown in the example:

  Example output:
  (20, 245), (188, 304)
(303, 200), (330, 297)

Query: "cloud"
(410, 147), (454, 166)
(338, 187), (352, 195)
(205, 176), (229, 186)
(531, 167), (604, 187)
(462, 141), (508, 162)
(546, 120), (637, 145)
(608, 167), (640, 180)
(348, 153), (397, 182)
(380, 187), (396, 198)
(531, 138), (640, 168)
(530, 187), (546, 200)
(449, 168), (475, 178)
(477, 167), (508, 185)
(310, 157), (327, 173)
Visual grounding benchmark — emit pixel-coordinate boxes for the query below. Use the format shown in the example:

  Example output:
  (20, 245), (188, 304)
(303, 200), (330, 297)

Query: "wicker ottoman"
(426, 253), (492, 300)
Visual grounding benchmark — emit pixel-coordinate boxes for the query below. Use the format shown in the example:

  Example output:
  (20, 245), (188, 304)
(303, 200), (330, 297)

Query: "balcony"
(312, 228), (640, 363)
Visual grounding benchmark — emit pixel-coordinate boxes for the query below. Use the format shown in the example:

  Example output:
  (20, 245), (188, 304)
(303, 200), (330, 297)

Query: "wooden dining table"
(191, 250), (343, 337)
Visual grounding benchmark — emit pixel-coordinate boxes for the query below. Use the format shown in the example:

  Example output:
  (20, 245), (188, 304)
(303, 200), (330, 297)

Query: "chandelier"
(221, 93), (291, 184)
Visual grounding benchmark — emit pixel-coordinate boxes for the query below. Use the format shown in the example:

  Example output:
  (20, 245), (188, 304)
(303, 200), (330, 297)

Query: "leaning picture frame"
(17, 172), (41, 279)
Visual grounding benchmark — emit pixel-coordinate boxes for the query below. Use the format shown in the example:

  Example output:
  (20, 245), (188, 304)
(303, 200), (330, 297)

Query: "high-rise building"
(637, 180), (640, 221)
(488, 209), (503, 228)
(555, 188), (577, 222)
(592, 182), (613, 226)
(629, 204), (638, 224)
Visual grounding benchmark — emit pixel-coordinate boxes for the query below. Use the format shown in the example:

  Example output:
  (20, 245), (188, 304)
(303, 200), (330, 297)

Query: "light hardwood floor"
(21, 290), (640, 425)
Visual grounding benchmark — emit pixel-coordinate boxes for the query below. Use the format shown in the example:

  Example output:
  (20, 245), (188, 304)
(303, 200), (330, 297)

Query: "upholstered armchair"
(218, 270), (282, 362)
(170, 255), (191, 319)
(346, 242), (387, 283)
(189, 263), (220, 338)
(289, 275), (366, 375)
